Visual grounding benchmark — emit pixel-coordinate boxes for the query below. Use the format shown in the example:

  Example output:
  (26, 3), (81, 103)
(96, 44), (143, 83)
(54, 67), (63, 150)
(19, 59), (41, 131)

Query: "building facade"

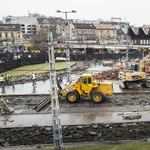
(0, 24), (23, 46)
(94, 24), (117, 44)
(37, 18), (65, 40)
(69, 23), (96, 42)
(128, 25), (150, 45)
(3, 16), (38, 34)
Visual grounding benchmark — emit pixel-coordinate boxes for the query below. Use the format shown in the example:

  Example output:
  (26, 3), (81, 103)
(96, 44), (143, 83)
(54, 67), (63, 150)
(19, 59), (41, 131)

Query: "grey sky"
(1, 0), (150, 26)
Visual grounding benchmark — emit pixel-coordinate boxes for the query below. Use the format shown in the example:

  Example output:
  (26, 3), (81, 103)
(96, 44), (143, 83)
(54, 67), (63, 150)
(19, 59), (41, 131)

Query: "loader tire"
(126, 81), (134, 89)
(145, 80), (150, 88)
(66, 91), (79, 103)
(91, 91), (104, 103)
(0, 108), (6, 114)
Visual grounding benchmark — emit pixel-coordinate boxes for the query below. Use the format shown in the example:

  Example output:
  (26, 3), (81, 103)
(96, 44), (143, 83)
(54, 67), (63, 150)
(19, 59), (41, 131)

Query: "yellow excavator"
(118, 54), (150, 89)
(58, 74), (113, 103)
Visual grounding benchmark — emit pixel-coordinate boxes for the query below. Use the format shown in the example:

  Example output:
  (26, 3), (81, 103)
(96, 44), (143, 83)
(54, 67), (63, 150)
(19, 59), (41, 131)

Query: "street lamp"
(56, 10), (77, 83)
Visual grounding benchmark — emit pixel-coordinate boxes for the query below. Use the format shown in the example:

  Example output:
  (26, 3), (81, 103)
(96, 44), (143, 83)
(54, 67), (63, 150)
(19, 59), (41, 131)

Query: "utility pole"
(48, 32), (64, 150)
(56, 10), (76, 83)
(126, 34), (129, 68)
(65, 20), (71, 83)
(84, 35), (87, 61)
(114, 32), (117, 53)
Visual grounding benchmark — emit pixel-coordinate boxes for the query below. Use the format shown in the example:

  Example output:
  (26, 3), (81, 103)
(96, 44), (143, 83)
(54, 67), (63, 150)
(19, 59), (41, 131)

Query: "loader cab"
(79, 75), (93, 92)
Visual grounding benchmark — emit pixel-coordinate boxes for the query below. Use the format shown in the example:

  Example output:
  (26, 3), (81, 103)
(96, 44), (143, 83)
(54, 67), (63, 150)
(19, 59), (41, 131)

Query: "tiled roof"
(142, 25), (150, 28)
(73, 23), (96, 29)
(94, 24), (116, 29)
(0, 24), (20, 31)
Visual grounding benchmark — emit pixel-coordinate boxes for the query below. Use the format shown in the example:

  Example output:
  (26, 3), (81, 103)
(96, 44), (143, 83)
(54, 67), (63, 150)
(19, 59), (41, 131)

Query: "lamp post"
(56, 10), (76, 83)
(84, 35), (87, 61)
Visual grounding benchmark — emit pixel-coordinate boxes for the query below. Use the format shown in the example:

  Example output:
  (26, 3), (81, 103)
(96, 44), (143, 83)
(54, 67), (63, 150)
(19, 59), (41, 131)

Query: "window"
(147, 40), (148, 44)
(88, 77), (91, 84)
(5, 33), (7, 38)
(134, 40), (136, 44)
(18, 33), (20, 38)
(0, 33), (1, 37)
(83, 77), (87, 84)
(11, 33), (13, 37)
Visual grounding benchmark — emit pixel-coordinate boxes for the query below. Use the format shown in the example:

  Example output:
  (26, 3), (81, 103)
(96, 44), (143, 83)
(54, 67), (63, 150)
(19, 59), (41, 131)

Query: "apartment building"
(94, 24), (117, 44)
(0, 24), (23, 46)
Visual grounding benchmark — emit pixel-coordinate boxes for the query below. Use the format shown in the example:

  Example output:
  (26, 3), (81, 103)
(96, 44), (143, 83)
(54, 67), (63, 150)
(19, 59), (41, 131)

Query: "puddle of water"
(0, 111), (150, 128)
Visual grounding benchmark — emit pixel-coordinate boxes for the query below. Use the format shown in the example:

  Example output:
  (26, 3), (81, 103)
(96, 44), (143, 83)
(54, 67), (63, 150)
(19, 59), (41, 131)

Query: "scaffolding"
(48, 32), (64, 150)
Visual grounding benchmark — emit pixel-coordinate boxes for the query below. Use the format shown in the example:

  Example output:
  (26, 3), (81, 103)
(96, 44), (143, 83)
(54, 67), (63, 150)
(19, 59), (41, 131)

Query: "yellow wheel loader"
(118, 54), (150, 89)
(58, 74), (113, 103)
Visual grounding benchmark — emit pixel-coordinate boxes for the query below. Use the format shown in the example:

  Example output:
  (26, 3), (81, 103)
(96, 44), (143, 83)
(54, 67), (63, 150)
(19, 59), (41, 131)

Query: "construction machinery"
(0, 96), (14, 114)
(58, 74), (113, 103)
(118, 54), (150, 89)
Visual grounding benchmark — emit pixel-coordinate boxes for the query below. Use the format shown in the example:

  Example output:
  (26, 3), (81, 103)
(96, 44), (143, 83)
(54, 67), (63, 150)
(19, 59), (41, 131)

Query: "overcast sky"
(1, 0), (150, 26)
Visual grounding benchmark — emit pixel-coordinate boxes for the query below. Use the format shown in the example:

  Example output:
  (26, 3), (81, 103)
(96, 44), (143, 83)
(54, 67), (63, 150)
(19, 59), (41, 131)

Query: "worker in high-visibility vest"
(4, 74), (9, 85)
(31, 73), (36, 85)
(10, 75), (15, 85)
(0, 74), (5, 86)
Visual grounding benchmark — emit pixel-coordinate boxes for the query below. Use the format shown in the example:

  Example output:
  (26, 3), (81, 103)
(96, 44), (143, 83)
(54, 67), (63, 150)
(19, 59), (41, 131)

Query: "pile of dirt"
(0, 122), (150, 146)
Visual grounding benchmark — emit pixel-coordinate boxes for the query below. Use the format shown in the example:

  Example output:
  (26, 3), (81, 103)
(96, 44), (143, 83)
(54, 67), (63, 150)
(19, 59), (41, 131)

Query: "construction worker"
(31, 73), (36, 86)
(4, 74), (9, 85)
(0, 74), (5, 86)
(10, 75), (15, 85)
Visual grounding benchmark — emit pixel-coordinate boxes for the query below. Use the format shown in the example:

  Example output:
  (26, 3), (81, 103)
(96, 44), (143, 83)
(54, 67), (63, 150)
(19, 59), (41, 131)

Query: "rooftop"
(94, 24), (116, 29)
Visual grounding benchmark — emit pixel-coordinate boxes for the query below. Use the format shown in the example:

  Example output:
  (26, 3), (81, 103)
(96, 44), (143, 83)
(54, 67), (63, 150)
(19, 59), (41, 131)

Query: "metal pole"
(114, 33), (116, 53)
(84, 35), (87, 61)
(65, 13), (71, 83)
(126, 34), (128, 68)
(143, 48), (144, 58)
(48, 32), (63, 150)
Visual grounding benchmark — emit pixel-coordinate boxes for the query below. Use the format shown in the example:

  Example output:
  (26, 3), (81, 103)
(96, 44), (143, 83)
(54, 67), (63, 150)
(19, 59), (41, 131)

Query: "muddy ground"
(1, 60), (150, 149)
(2, 92), (150, 110)
(1, 93), (150, 149)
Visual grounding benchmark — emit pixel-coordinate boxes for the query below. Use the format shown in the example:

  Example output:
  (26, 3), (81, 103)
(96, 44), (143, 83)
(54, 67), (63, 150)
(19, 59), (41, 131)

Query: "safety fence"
(0, 52), (143, 73)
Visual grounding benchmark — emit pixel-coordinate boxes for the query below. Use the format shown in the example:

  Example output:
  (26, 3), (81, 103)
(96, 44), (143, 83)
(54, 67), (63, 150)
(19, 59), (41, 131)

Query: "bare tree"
(29, 31), (48, 53)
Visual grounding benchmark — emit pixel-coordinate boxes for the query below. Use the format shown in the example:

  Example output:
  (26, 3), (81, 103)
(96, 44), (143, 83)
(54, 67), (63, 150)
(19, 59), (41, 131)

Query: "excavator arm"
(139, 54), (150, 71)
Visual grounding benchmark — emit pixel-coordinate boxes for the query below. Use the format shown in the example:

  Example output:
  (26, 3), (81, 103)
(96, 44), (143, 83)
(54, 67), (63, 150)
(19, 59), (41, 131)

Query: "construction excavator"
(119, 54), (150, 89)
(58, 74), (113, 103)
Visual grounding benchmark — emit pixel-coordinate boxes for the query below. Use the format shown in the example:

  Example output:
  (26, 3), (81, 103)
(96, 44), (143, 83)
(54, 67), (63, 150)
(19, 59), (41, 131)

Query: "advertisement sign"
(72, 28), (75, 37)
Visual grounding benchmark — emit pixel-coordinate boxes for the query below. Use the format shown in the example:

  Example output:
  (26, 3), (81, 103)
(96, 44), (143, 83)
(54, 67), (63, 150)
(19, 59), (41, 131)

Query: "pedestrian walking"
(5, 74), (9, 85)
(10, 75), (15, 85)
(0, 74), (5, 86)
(31, 73), (36, 86)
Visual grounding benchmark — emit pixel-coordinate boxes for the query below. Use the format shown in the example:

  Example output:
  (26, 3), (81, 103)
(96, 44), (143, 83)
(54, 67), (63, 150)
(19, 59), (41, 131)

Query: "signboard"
(72, 28), (75, 37)
(111, 17), (122, 20)
(54, 44), (65, 48)
(87, 45), (93, 48)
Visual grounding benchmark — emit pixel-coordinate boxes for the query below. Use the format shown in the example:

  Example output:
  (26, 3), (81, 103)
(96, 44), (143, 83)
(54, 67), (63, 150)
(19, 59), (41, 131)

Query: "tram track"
(0, 91), (150, 112)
